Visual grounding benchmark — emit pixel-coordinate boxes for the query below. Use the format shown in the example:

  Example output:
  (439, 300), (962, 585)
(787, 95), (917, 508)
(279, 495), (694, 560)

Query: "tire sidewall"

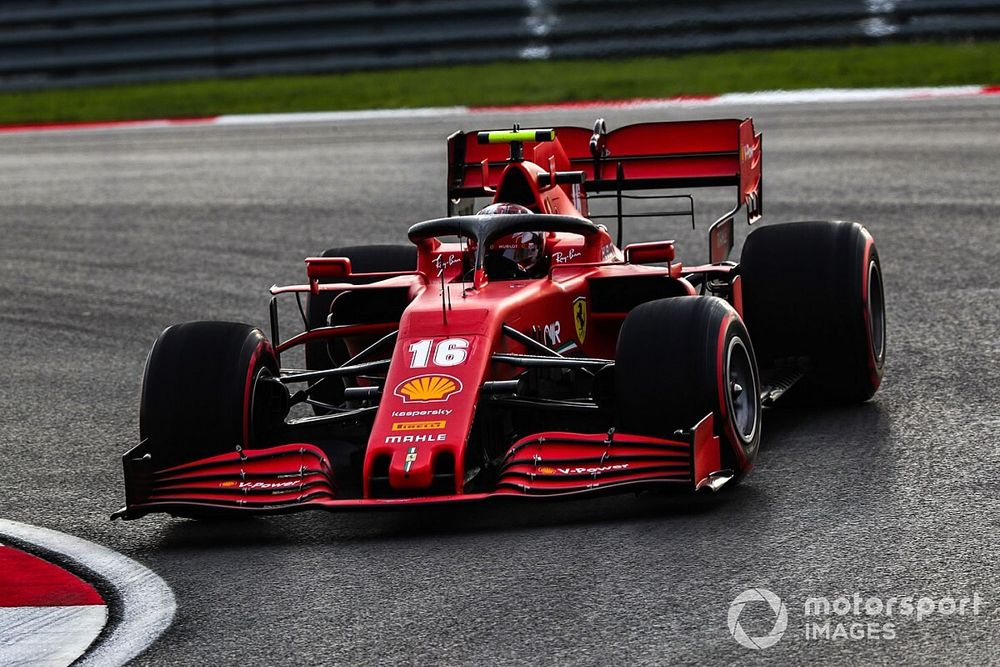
(713, 314), (761, 472)
(860, 241), (886, 392)
(740, 220), (886, 403)
(241, 333), (279, 450)
(140, 322), (279, 467)
(615, 296), (762, 478)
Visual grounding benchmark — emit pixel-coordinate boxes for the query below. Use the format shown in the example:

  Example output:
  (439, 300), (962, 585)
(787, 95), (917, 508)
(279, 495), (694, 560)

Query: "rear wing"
(447, 118), (762, 259)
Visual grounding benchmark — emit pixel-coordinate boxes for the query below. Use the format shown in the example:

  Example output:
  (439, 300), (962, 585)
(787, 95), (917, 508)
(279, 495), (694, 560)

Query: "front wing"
(112, 414), (730, 519)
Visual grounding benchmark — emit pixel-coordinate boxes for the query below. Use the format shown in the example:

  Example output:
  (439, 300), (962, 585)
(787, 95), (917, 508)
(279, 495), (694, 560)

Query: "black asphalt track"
(1, 96), (998, 665)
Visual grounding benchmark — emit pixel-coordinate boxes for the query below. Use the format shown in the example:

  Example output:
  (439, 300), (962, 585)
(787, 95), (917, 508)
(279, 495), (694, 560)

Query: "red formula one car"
(114, 117), (885, 519)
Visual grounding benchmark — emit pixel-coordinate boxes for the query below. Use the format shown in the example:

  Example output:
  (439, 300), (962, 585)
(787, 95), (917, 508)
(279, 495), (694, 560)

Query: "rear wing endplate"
(447, 118), (762, 226)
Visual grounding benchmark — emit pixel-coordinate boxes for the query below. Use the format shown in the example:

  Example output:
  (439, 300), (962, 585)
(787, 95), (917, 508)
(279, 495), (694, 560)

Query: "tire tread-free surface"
(140, 321), (272, 466)
(741, 219), (884, 402)
(616, 295), (760, 473)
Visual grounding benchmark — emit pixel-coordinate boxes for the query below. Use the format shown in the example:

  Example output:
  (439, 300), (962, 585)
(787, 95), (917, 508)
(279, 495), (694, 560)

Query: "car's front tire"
(139, 321), (285, 468)
(615, 296), (762, 477)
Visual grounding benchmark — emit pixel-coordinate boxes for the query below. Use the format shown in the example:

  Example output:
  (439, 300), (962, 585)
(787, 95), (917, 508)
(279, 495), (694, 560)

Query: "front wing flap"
(113, 414), (727, 519)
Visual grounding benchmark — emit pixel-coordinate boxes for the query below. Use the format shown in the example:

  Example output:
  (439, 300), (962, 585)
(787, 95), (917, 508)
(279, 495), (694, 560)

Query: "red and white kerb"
(0, 544), (107, 666)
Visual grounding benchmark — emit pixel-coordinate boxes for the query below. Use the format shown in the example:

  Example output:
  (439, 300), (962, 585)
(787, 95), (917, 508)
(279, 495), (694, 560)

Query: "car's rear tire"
(139, 322), (285, 468)
(615, 296), (761, 476)
(305, 245), (417, 410)
(740, 221), (885, 403)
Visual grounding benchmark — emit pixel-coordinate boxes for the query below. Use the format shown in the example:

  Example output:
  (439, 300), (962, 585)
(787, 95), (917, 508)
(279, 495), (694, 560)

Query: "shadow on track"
(150, 484), (772, 549)
(144, 401), (888, 549)
(761, 400), (891, 451)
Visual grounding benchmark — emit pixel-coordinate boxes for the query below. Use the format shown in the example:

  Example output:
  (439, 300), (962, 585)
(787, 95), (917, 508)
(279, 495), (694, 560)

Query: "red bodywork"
(117, 118), (763, 518)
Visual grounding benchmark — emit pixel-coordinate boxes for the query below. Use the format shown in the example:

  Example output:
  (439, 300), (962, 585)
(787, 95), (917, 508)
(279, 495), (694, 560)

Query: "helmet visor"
(495, 232), (541, 271)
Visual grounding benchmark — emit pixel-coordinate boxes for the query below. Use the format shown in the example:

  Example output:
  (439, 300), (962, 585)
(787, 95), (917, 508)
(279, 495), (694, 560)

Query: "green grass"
(1, 41), (998, 124)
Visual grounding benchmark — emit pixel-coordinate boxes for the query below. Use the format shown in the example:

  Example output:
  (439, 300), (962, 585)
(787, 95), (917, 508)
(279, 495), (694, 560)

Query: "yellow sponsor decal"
(392, 420), (447, 431)
(394, 374), (463, 403)
(573, 296), (588, 344)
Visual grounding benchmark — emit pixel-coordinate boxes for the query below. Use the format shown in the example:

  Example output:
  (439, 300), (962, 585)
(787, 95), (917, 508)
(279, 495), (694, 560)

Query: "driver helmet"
(478, 203), (533, 216)
(477, 203), (545, 275)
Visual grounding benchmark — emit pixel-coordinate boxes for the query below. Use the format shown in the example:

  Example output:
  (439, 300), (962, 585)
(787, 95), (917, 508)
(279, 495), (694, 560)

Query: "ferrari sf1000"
(114, 117), (885, 519)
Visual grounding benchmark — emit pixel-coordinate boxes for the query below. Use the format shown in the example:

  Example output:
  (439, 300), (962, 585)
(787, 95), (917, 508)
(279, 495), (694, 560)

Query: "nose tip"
(388, 445), (434, 489)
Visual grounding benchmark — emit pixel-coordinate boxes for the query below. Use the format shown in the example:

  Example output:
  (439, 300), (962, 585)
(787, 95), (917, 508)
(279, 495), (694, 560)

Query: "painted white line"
(469, 85), (995, 112)
(0, 606), (108, 667)
(708, 85), (987, 105)
(212, 85), (998, 122)
(214, 105), (470, 125)
(0, 520), (176, 667)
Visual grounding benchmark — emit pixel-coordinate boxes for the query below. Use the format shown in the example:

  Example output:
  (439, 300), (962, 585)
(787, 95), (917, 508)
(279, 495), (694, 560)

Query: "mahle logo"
(728, 588), (788, 649)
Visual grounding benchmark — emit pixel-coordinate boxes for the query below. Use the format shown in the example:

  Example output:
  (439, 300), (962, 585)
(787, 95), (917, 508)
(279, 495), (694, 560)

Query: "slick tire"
(615, 296), (762, 477)
(305, 245), (417, 412)
(740, 221), (886, 403)
(139, 321), (284, 468)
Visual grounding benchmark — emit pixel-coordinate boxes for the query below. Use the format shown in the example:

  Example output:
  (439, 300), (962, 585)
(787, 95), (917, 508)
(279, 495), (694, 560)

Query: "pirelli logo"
(391, 420), (446, 431)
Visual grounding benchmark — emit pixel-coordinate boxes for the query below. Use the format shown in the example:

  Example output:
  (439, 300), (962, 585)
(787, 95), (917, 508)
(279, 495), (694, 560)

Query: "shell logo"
(394, 374), (463, 403)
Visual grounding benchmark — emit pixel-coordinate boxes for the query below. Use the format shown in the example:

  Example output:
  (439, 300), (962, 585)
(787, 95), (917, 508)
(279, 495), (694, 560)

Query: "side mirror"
(624, 240), (675, 265)
(306, 257), (352, 294)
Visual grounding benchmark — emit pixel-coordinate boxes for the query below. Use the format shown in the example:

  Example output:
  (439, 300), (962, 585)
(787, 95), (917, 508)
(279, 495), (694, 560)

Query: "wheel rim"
(867, 260), (886, 365)
(249, 365), (285, 445)
(726, 337), (758, 444)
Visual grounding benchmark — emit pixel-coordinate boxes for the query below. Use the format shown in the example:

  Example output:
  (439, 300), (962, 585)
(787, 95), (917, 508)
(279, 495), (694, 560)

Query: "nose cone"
(388, 442), (435, 489)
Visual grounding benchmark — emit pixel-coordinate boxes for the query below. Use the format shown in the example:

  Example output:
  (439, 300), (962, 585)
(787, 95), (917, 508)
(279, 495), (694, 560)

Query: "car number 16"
(408, 338), (470, 368)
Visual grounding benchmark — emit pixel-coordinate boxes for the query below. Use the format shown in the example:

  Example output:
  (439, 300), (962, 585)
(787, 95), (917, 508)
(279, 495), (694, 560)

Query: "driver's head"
(477, 203), (533, 216)
(477, 203), (546, 277)
(491, 231), (544, 275)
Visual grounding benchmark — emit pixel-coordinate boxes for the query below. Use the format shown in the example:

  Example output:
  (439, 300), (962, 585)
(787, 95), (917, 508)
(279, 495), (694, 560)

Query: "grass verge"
(1, 41), (998, 124)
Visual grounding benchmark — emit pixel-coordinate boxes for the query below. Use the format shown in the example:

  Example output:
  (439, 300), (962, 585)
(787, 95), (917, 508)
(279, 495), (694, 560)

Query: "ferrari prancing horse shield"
(573, 296), (588, 343)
